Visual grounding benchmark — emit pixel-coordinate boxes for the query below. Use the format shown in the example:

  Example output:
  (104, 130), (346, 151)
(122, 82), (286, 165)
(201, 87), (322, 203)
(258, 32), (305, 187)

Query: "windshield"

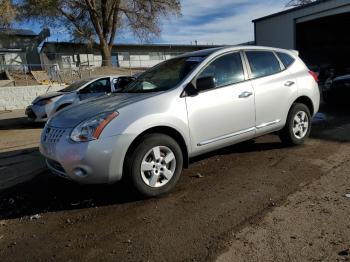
(60, 79), (92, 92)
(121, 56), (206, 93)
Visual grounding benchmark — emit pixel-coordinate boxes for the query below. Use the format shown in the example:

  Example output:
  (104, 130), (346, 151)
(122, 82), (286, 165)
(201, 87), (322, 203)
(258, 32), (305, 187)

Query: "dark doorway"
(296, 12), (350, 82)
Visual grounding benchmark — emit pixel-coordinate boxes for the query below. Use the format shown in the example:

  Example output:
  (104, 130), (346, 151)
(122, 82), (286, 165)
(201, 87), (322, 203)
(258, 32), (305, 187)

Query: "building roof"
(253, 0), (333, 23)
(41, 41), (222, 50)
(0, 28), (37, 36)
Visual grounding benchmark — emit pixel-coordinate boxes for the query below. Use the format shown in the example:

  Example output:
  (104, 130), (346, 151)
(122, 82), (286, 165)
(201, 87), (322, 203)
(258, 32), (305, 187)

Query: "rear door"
(244, 50), (297, 134)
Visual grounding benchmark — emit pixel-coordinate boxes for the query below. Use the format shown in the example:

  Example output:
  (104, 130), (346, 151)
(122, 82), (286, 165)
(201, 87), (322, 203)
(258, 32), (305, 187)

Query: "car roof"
(180, 45), (298, 59)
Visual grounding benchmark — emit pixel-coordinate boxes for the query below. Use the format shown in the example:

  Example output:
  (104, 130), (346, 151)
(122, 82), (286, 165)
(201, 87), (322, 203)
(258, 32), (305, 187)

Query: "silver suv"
(40, 46), (320, 197)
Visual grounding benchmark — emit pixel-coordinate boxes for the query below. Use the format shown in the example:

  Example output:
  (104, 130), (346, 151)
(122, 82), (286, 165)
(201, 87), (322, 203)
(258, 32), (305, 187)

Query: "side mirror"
(196, 76), (215, 92)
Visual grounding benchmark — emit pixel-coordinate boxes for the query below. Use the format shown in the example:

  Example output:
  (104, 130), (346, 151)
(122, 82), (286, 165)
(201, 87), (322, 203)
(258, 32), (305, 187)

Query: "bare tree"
(15, 0), (181, 66)
(0, 0), (17, 27)
(286, 0), (315, 7)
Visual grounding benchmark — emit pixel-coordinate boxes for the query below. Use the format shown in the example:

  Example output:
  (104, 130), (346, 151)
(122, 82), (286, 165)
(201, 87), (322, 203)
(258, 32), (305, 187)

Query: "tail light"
(309, 71), (319, 83)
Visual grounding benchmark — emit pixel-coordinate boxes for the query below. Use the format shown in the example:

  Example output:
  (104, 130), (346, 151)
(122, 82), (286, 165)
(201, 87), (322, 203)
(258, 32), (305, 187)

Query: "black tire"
(124, 133), (183, 197)
(279, 103), (312, 146)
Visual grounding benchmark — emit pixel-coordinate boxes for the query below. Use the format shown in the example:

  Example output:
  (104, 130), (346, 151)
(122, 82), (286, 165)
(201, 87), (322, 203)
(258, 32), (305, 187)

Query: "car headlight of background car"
(70, 111), (119, 142)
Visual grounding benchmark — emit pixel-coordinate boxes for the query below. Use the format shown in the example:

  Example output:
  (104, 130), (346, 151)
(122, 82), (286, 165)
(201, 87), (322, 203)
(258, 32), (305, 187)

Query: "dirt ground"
(0, 105), (349, 262)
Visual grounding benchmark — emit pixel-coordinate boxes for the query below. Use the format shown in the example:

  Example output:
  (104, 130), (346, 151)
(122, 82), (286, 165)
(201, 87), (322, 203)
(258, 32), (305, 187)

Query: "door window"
(113, 77), (134, 90)
(198, 52), (245, 89)
(80, 78), (111, 93)
(246, 51), (281, 79)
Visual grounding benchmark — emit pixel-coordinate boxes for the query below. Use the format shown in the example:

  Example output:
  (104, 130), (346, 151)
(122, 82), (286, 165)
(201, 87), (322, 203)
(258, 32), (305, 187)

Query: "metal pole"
(24, 65), (28, 86)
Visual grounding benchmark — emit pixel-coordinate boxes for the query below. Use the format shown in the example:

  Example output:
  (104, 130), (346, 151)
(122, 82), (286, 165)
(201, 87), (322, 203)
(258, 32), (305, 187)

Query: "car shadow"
(190, 139), (286, 165)
(0, 139), (287, 220)
(0, 116), (44, 130)
(310, 103), (350, 142)
(0, 171), (143, 220)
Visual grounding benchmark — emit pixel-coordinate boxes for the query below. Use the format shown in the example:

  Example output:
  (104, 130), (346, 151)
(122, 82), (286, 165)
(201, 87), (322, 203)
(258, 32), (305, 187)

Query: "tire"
(279, 103), (312, 146)
(124, 133), (183, 197)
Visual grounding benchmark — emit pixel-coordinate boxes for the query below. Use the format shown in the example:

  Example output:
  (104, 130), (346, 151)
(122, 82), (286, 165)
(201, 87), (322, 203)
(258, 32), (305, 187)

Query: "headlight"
(36, 99), (52, 106)
(70, 111), (119, 142)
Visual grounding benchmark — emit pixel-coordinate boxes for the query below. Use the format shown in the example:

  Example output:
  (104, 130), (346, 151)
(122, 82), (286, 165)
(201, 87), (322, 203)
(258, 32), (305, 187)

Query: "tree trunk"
(100, 43), (112, 67)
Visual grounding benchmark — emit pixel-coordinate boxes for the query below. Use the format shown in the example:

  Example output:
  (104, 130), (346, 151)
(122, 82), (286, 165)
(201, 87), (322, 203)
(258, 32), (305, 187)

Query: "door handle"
(239, 91), (253, 98)
(284, 81), (295, 87)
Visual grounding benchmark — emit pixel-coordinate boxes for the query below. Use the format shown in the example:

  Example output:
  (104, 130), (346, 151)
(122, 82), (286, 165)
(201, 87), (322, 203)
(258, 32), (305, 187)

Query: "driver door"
(78, 78), (111, 100)
(185, 52), (256, 155)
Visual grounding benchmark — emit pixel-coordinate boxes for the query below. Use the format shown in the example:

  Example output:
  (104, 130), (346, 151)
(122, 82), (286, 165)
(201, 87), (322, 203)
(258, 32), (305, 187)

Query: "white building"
(40, 42), (221, 70)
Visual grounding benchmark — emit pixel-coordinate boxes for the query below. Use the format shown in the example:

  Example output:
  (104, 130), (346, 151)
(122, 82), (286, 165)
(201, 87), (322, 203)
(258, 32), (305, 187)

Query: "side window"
(114, 77), (134, 90)
(277, 52), (295, 68)
(198, 52), (245, 89)
(82, 78), (111, 93)
(246, 51), (281, 79)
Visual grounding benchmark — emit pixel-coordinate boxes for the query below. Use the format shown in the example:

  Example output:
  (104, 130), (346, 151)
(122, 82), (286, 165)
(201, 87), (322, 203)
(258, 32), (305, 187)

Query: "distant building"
(40, 42), (222, 69)
(253, 0), (350, 76)
(0, 28), (49, 70)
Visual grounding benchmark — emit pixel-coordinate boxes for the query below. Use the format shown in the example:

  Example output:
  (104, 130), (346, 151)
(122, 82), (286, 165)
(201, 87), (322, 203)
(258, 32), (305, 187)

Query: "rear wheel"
(279, 103), (311, 146)
(125, 133), (183, 197)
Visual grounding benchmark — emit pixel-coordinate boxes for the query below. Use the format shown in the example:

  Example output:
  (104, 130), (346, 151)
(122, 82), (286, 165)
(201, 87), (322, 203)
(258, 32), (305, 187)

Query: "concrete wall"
(254, 0), (350, 49)
(0, 85), (63, 110)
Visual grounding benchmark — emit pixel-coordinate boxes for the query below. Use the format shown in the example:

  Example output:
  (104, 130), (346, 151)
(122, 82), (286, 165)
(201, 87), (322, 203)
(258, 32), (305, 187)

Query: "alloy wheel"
(292, 111), (309, 139)
(140, 146), (176, 188)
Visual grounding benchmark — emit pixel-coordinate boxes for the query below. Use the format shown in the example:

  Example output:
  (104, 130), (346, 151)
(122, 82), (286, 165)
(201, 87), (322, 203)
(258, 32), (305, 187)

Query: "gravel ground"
(0, 106), (349, 262)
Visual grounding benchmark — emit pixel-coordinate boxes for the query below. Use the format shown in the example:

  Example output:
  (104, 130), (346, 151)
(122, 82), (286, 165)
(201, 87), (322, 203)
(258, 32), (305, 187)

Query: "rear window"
(246, 51), (281, 79)
(277, 52), (295, 68)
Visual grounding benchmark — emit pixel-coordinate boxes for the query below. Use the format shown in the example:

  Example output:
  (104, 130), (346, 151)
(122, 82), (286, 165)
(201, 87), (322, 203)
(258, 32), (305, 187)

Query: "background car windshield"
(60, 79), (91, 92)
(122, 56), (206, 93)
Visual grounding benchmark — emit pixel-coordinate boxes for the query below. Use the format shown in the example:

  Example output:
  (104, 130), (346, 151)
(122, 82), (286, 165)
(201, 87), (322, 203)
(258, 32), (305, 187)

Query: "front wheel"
(279, 103), (312, 146)
(124, 134), (183, 197)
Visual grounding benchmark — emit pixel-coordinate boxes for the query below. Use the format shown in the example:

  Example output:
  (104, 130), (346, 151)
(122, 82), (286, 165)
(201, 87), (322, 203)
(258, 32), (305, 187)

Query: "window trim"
(243, 50), (285, 80)
(190, 51), (249, 94)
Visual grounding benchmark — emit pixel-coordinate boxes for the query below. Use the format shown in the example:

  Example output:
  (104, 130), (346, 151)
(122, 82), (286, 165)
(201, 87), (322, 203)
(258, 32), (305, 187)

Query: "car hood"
(48, 92), (158, 128)
(33, 91), (64, 104)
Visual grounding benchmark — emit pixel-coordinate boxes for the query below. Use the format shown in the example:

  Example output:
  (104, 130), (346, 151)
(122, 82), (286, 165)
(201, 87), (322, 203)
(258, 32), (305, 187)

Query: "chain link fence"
(0, 51), (184, 86)
(0, 63), (144, 86)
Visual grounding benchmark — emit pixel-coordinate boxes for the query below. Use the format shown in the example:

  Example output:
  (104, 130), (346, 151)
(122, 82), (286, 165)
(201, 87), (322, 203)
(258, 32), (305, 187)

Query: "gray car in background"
(40, 46), (320, 197)
(25, 75), (135, 122)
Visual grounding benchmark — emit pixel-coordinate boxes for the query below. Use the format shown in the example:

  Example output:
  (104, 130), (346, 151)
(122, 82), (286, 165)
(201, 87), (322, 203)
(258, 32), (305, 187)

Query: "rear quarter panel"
(289, 60), (320, 116)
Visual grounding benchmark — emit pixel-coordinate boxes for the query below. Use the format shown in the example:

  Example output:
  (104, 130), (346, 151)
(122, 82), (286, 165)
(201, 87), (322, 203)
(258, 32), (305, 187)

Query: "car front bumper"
(39, 126), (136, 184)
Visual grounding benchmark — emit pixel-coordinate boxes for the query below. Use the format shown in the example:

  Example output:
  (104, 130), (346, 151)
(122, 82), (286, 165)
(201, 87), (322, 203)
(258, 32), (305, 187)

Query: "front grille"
(43, 127), (66, 144)
(42, 126), (67, 156)
(46, 158), (68, 178)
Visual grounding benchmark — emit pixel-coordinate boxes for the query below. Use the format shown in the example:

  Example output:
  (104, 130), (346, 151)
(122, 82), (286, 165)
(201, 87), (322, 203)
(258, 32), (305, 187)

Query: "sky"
(20, 0), (291, 46)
